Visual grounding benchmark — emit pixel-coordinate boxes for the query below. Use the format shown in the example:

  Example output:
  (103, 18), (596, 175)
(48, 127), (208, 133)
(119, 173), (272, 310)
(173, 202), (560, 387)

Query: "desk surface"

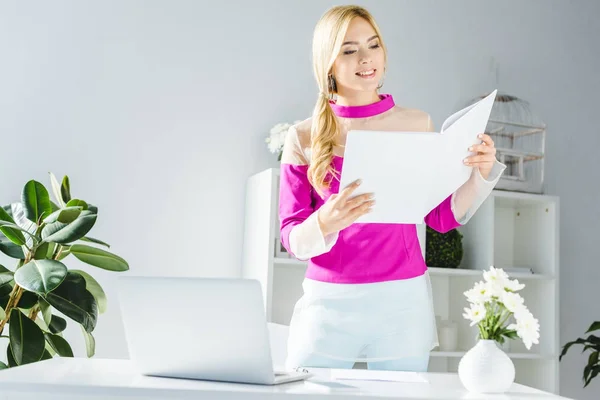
(0, 358), (572, 400)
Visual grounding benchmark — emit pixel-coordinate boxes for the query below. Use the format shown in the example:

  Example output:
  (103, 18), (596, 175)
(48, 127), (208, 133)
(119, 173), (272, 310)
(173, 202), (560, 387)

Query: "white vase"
(458, 339), (515, 393)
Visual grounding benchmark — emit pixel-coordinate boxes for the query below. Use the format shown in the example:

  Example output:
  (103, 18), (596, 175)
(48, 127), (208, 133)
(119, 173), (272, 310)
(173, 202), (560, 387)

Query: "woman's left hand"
(463, 133), (497, 180)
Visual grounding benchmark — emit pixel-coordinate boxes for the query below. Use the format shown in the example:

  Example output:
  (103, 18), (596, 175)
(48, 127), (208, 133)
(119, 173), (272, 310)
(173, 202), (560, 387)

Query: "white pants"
(285, 272), (437, 371)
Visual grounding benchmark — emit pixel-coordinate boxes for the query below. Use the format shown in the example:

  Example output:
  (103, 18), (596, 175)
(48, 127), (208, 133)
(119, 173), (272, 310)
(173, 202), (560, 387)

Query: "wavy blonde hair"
(307, 5), (387, 197)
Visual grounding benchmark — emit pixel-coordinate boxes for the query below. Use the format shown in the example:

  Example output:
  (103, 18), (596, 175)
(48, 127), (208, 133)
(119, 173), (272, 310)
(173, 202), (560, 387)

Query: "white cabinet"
(242, 167), (560, 394)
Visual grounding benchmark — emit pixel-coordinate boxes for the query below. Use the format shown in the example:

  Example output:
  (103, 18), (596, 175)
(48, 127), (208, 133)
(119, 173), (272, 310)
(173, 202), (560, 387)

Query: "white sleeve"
(288, 209), (339, 261)
(451, 160), (507, 224)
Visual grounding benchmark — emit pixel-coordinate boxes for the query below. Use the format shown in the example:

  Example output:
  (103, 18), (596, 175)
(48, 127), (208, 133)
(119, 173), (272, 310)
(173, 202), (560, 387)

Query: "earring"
(328, 74), (337, 96)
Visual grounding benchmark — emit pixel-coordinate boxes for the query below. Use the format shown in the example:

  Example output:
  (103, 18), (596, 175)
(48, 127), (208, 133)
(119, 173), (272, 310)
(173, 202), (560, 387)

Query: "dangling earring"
(328, 74), (337, 100)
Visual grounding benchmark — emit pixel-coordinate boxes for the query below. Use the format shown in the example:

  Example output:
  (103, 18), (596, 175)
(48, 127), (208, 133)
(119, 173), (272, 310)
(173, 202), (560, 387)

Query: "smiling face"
(331, 17), (386, 98)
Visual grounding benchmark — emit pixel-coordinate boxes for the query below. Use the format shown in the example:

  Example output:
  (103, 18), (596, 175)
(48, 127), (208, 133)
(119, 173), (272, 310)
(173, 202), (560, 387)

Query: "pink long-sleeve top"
(278, 94), (505, 284)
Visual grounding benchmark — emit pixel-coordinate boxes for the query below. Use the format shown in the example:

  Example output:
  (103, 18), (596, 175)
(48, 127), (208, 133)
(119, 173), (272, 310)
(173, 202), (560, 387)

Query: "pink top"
(278, 94), (462, 284)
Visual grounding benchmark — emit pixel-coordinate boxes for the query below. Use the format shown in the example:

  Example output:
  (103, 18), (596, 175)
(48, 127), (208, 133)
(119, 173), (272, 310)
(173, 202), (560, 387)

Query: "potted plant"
(425, 226), (463, 268)
(458, 266), (540, 393)
(0, 173), (129, 368)
(559, 321), (600, 387)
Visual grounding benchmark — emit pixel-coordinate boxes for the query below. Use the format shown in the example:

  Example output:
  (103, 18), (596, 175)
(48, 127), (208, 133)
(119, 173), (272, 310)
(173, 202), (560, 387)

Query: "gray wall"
(0, 1), (598, 398)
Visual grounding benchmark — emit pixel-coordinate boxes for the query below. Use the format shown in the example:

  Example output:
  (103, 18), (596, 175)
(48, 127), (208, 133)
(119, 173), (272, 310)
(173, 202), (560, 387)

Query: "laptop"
(117, 276), (311, 385)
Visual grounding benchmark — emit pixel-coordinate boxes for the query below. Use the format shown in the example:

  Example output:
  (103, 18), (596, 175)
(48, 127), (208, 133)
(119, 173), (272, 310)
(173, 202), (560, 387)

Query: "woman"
(278, 5), (505, 372)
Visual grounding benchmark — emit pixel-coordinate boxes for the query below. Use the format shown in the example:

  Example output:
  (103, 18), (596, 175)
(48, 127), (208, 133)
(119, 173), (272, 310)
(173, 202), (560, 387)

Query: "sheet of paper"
(329, 368), (429, 383)
(338, 89), (497, 224)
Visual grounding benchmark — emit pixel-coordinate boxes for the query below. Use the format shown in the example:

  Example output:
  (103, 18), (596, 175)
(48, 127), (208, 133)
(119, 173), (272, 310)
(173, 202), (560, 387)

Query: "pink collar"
(329, 94), (395, 118)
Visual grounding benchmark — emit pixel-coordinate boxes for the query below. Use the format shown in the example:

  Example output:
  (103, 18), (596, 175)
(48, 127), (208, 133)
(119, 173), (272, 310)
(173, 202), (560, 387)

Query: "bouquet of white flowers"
(463, 266), (540, 350)
(265, 121), (300, 161)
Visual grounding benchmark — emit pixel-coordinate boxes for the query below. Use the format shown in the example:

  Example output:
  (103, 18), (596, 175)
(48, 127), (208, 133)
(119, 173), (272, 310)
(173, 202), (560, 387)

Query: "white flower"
(483, 266), (510, 297)
(266, 121), (299, 155)
(464, 280), (492, 304)
(463, 303), (487, 326)
(483, 266), (509, 285)
(504, 278), (525, 292)
(508, 308), (540, 350)
(501, 291), (525, 314)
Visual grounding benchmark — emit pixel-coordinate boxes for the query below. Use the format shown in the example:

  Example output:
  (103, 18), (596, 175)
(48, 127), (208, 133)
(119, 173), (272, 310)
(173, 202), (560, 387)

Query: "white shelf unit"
(242, 167), (560, 394)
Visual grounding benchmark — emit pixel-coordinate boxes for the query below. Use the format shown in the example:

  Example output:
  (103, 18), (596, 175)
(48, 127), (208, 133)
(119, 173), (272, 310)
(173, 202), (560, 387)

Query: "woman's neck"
(334, 90), (381, 107)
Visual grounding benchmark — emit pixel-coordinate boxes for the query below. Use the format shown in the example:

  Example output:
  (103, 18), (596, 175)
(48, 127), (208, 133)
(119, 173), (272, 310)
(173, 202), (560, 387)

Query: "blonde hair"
(307, 5), (387, 197)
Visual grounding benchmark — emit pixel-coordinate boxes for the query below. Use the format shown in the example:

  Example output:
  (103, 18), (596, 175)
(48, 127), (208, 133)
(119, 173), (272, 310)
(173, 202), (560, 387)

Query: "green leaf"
(582, 343), (600, 353)
(56, 245), (71, 261)
(44, 272), (98, 333)
(33, 241), (50, 260)
(0, 236), (25, 259)
(14, 259), (68, 295)
(586, 364), (600, 387)
(0, 294), (9, 310)
(81, 325), (95, 358)
(7, 345), (16, 367)
(70, 244), (129, 272)
(49, 172), (66, 208)
(0, 360), (7, 369)
(22, 180), (53, 224)
(35, 315), (50, 332)
(0, 272), (14, 297)
(71, 270), (107, 314)
(50, 201), (60, 212)
(41, 210), (97, 245)
(40, 348), (53, 361)
(17, 290), (39, 309)
(61, 176), (72, 203)
(39, 297), (52, 326)
(66, 199), (87, 211)
(589, 350), (599, 367)
(49, 315), (67, 334)
(560, 338), (589, 361)
(80, 237), (110, 249)
(0, 305), (5, 320)
(588, 335), (600, 346)
(0, 207), (26, 246)
(88, 205), (98, 214)
(9, 308), (45, 365)
(44, 340), (56, 357)
(0, 221), (30, 246)
(44, 333), (73, 357)
(507, 331), (519, 339)
(586, 322), (600, 334)
(43, 207), (83, 225)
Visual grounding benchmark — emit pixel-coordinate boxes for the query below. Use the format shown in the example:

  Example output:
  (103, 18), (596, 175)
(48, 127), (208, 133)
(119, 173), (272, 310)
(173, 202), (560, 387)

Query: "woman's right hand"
(317, 179), (375, 237)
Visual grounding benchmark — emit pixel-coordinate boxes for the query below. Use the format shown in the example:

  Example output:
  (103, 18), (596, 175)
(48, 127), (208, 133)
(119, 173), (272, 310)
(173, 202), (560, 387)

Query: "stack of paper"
(339, 90), (498, 224)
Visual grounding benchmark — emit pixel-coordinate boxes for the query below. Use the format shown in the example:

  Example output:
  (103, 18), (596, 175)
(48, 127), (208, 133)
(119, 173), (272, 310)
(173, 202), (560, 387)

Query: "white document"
(339, 89), (497, 224)
(329, 368), (429, 383)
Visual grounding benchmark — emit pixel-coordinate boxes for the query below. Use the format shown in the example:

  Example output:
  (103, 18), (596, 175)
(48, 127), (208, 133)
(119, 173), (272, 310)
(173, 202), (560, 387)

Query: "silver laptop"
(117, 276), (311, 385)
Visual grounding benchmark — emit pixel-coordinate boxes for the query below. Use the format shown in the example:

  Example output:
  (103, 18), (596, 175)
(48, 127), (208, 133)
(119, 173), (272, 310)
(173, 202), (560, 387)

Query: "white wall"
(0, 1), (598, 398)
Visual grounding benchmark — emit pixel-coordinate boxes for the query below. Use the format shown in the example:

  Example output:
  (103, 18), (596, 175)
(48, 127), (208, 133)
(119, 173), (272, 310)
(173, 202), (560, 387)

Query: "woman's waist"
(301, 269), (430, 299)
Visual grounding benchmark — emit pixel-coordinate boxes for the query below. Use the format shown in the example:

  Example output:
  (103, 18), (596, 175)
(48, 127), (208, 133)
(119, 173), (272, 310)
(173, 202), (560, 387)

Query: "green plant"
(0, 173), (128, 369)
(425, 226), (463, 268)
(560, 321), (600, 387)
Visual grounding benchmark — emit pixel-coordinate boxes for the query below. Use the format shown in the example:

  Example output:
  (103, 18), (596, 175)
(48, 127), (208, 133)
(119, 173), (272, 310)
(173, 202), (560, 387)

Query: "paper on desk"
(339, 89), (497, 224)
(329, 368), (429, 383)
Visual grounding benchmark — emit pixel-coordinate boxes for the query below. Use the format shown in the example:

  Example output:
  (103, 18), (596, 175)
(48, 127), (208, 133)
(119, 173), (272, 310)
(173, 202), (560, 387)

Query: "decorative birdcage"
(464, 91), (546, 193)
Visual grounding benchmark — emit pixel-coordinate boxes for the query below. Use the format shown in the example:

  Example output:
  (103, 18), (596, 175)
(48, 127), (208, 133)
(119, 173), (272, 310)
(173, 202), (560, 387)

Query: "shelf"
(245, 168), (559, 394)
(431, 351), (553, 360)
(273, 258), (554, 280)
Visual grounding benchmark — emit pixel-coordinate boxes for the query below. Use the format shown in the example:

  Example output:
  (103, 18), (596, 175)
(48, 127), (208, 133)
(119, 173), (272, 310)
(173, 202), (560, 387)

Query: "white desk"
(0, 358), (572, 400)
